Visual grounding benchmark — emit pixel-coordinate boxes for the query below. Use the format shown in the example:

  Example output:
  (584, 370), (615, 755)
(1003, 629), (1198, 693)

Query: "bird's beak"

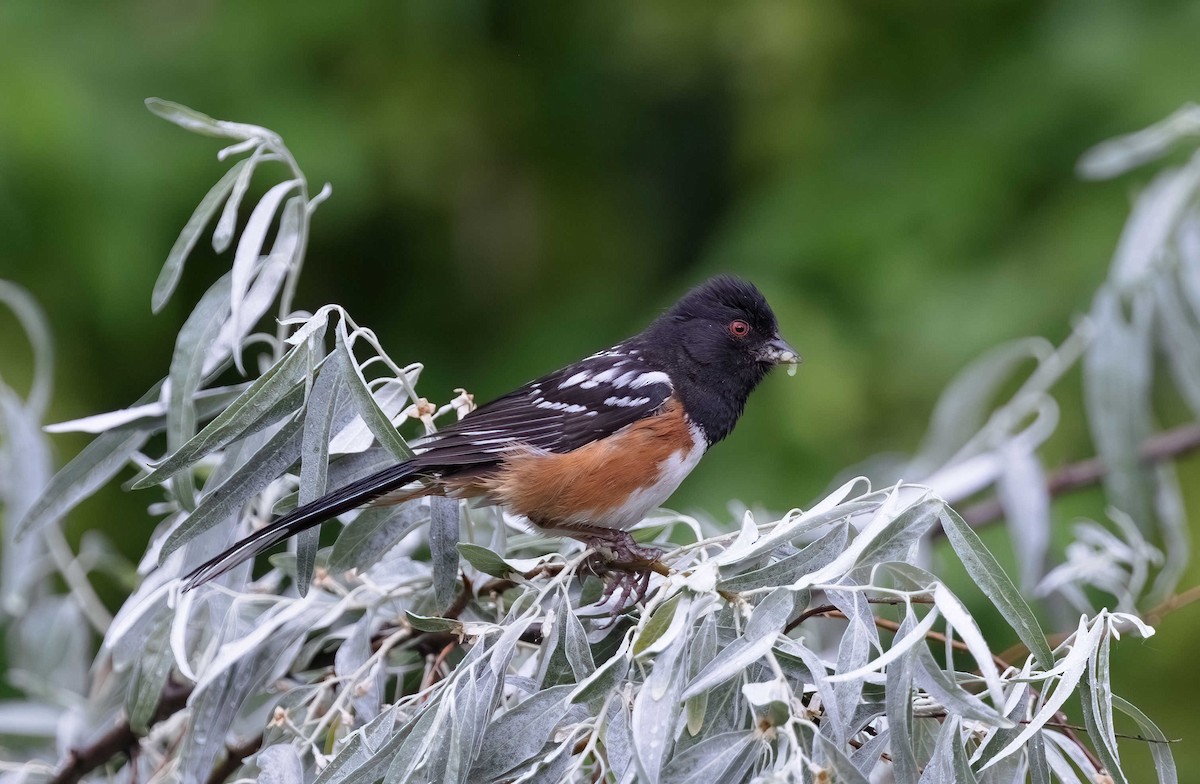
(758, 335), (801, 374)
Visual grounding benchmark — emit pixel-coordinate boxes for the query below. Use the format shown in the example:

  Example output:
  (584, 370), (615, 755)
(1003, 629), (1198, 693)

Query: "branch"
(955, 422), (1200, 530)
(49, 679), (192, 784)
(205, 734), (265, 784)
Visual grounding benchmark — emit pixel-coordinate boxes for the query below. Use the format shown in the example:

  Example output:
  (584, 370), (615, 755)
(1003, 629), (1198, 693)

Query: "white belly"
(573, 420), (707, 530)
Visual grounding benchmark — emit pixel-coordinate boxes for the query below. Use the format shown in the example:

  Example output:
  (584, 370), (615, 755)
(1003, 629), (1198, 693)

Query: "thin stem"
(41, 522), (112, 633)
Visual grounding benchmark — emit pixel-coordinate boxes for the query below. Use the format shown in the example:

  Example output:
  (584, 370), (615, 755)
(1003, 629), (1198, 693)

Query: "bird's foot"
(581, 529), (663, 616)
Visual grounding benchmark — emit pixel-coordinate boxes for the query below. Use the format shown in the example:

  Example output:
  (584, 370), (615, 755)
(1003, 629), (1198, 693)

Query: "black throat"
(643, 341), (769, 445)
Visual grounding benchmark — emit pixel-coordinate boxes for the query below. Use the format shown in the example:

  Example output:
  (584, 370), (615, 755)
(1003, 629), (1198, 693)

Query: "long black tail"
(182, 460), (423, 590)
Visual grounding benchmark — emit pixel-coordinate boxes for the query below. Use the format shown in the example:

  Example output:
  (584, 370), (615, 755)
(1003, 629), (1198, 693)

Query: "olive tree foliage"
(1, 100), (1195, 783)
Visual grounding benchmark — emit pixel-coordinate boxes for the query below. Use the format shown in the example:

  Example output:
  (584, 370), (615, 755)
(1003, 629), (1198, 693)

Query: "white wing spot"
(630, 371), (671, 388)
(580, 366), (621, 389)
(604, 395), (651, 408)
(536, 400), (589, 413)
(559, 371), (590, 389)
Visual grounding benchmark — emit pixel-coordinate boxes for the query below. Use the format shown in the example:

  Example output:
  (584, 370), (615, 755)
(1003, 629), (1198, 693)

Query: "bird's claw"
(582, 530), (662, 617)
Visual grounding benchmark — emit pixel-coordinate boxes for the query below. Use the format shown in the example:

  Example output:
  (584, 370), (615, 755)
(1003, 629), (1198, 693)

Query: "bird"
(183, 275), (799, 593)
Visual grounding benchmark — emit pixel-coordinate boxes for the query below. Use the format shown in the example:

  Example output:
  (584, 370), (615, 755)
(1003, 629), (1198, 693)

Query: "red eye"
(729, 319), (751, 338)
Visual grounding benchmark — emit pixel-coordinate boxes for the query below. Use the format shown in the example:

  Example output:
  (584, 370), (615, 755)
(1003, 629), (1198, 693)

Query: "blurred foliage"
(2, 0), (1200, 774)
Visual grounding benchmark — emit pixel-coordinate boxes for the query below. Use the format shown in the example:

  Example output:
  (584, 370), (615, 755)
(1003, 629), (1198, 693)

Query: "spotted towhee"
(184, 275), (798, 590)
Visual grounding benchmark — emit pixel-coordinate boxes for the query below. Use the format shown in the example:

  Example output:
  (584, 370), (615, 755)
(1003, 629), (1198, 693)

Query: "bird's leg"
(555, 522), (662, 614)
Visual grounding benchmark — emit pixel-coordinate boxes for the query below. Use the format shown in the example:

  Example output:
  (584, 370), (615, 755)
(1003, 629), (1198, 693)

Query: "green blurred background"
(2, 0), (1199, 774)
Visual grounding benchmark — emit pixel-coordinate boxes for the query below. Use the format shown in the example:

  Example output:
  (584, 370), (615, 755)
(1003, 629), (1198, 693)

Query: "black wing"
(183, 349), (672, 590)
(409, 348), (674, 470)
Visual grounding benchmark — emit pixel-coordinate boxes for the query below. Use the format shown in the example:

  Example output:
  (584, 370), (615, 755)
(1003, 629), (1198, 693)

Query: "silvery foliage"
(863, 104), (1200, 616)
(0, 102), (1185, 783)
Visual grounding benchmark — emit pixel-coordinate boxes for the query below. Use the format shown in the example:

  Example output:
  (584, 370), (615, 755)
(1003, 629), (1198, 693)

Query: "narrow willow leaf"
(1111, 695), (1178, 784)
(568, 630), (632, 705)
(0, 390), (51, 614)
(913, 643), (1007, 726)
(405, 613), (462, 634)
(853, 497), (941, 567)
(334, 615), (382, 723)
(191, 594), (326, 697)
(152, 160), (248, 312)
(257, 744), (305, 784)
(381, 704), (446, 784)
(429, 497), (461, 611)
(979, 617), (1099, 770)
(159, 413), (304, 560)
(1088, 630), (1120, 771)
(850, 728), (891, 776)
(133, 339), (316, 489)
(789, 490), (917, 588)
(457, 543), (517, 578)
(680, 588), (793, 700)
(918, 716), (960, 784)
(320, 710), (402, 783)
(950, 725), (979, 784)
(0, 280), (54, 415)
(634, 592), (683, 656)
(230, 178), (300, 342)
(179, 627), (308, 784)
(1077, 104), (1200, 178)
(1154, 271), (1200, 417)
(995, 442), (1050, 589)
(562, 604), (595, 680)
(632, 632), (687, 783)
(932, 584), (1004, 708)
(46, 383), (250, 434)
(1108, 159), (1200, 287)
(469, 685), (576, 781)
(939, 507), (1054, 669)
(970, 674), (1032, 769)
(506, 726), (586, 784)
(127, 610), (173, 733)
(16, 425), (151, 539)
(660, 730), (758, 784)
(718, 524), (848, 591)
(884, 618), (920, 784)
(1043, 738), (1090, 784)
(1151, 460), (1191, 603)
(779, 640), (844, 742)
(1083, 285), (1155, 530)
(731, 496), (879, 564)
(1029, 731), (1051, 784)
(213, 145), (264, 254)
(213, 193), (304, 366)
(146, 97), (266, 141)
(329, 502), (428, 572)
(336, 326), (413, 461)
(826, 605), (939, 685)
(1079, 667), (1129, 784)
(684, 614), (717, 735)
(812, 733), (870, 784)
(168, 274), (234, 509)
(829, 595), (873, 745)
(296, 357), (344, 595)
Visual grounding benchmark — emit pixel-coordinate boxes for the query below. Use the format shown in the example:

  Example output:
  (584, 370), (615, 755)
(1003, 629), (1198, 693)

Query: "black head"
(639, 275), (799, 443)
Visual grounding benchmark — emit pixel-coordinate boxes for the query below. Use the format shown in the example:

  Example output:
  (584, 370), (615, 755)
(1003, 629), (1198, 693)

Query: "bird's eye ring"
(729, 319), (751, 338)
